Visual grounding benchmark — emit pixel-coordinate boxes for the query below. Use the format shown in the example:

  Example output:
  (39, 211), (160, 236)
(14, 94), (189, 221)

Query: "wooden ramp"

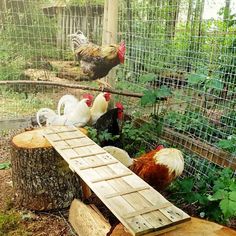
(43, 126), (190, 236)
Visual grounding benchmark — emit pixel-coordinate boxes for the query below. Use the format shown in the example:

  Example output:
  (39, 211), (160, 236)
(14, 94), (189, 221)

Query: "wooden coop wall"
(42, 4), (104, 50)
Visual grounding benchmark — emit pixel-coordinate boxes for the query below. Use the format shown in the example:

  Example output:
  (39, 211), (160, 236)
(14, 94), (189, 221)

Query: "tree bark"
(11, 128), (81, 211)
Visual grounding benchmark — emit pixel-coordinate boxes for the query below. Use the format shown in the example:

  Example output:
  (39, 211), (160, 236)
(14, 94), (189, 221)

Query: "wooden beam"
(102, 0), (119, 89)
(0, 80), (143, 98)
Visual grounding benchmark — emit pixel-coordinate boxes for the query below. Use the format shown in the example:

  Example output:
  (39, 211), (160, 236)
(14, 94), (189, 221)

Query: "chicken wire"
(117, 0), (236, 172)
(0, 0), (235, 175)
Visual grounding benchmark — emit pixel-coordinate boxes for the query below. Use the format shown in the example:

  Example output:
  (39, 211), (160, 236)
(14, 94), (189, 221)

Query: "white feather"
(36, 108), (67, 127)
(57, 94), (79, 115)
(65, 98), (91, 127)
(153, 148), (184, 177)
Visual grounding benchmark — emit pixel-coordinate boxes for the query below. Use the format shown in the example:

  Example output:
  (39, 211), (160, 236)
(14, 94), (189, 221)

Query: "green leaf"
(230, 182), (236, 191)
(229, 191), (236, 201)
(220, 198), (236, 218)
(218, 139), (234, 149)
(154, 86), (172, 98)
(209, 189), (228, 201)
(141, 91), (156, 106)
(187, 73), (207, 85)
(139, 73), (156, 83)
(0, 162), (11, 170)
(205, 78), (223, 90)
(179, 177), (194, 192)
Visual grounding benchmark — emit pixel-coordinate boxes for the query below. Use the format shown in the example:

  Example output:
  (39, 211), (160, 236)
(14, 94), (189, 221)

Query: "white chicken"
(103, 146), (133, 167)
(36, 108), (67, 127)
(36, 95), (93, 127)
(57, 94), (94, 116)
(65, 97), (92, 126)
(90, 92), (111, 125)
(57, 94), (79, 115)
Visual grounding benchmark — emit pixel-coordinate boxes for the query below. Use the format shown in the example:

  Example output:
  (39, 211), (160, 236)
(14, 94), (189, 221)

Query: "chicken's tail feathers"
(68, 30), (88, 51)
(154, 148), (184, 178)
(36, 108), (55, 127)
(57, 94), (78, 115)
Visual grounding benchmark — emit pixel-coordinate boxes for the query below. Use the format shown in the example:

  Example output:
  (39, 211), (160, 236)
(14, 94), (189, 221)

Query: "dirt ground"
(0, 131), (76, 236)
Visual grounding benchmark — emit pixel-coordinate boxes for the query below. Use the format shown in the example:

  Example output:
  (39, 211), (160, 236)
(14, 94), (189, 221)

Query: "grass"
(0, 88), (55, 119)
(0, 211), (24, 236)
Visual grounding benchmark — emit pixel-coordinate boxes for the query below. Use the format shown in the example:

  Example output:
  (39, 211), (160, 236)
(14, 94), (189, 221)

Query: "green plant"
(187, 69), (224, 92)
(217, 135), (236, 154)
(168, 168), (236, 224)
(0, 162), (11, 170)
(121, 120), (161, 157)
(0, 211), (21, 235)
(85, 126), (119, 146)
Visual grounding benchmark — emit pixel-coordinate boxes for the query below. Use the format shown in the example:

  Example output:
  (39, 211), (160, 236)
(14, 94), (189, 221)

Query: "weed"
(168, 168), (236, 224)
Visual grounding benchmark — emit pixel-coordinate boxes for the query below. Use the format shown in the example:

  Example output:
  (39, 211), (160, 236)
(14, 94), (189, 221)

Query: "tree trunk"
(11, 128), (81, 211)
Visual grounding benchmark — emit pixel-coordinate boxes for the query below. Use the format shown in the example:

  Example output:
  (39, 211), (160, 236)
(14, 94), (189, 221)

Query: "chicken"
(57, 94), (79, 115)
(36, 108), (67, 127)
(104, 145), (184, 191)
(57, 94), (94, 115)
(65, 96), (93, 127)
(94, 102), (124, 146)
(103, 146), (133, 167)
(90, 92), (111, 125)
(36, 95), (93, 127)
(72, 31), (126, 87)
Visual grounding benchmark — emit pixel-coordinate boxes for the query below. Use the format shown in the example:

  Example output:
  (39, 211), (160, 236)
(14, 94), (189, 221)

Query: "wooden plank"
(45, 128), (77, 134)
(79, 160), (118, 170)
(104, 186), (150, 199)
(44, 126), (191, 236)
(122, 203), (173, 219)
(91, 172), (133, 183)
(52, 136), (84, 142)
(69, 151), (107, 159)
(60, 143), (94, 150)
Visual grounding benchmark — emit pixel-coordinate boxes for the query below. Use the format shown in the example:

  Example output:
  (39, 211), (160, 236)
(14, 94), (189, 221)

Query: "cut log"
(69, 199), (111, 236)
(10, 128), (81, 211)
(111, 218), (236, 236)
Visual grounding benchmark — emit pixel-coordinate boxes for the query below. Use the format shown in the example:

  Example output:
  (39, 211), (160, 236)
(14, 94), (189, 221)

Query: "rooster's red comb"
(156, 145), (164, 151)
(83, 93), (94, 101)
(116, 102), (124, 110)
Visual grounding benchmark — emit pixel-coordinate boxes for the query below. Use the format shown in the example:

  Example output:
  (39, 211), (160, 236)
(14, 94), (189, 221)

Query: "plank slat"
(44, 126), (191, 236)
(60, 143), (94, 150)
(69, 151), (107, 159)
(91, 172), (133, 183)
(79, 160), (118, 170)
(122, 203), (173, 219)
(52, 136), (84, 142)
(104, 186), (150, 199)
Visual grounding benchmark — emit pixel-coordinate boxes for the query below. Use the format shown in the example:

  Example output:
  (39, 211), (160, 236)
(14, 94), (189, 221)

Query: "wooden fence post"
(102, 0), (119, 89)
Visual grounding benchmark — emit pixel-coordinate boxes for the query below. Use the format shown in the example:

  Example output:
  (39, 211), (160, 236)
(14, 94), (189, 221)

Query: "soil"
(0, 131), (77, 236)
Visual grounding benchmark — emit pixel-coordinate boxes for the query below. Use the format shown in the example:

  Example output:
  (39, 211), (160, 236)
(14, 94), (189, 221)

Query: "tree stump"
(11, 128), (81, 211)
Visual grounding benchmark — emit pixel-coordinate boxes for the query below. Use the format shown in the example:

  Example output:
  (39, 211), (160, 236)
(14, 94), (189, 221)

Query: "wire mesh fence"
(117, 0), (236, 170)
(0, 0), (235, 173)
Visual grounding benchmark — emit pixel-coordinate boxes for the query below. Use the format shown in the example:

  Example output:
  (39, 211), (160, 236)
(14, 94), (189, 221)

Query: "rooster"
(36, 94), (93, 127)
(72, 31), (126, 87)
(57, 94), (79, 115)
(90, 92), (111, 125)
(57, 94), (94, 115)
(104, 145), (184, 191)
(94, 102), (124, 146)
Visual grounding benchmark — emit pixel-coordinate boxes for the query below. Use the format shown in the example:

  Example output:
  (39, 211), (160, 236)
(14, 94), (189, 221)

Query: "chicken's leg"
(96, 79), (112, 90)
